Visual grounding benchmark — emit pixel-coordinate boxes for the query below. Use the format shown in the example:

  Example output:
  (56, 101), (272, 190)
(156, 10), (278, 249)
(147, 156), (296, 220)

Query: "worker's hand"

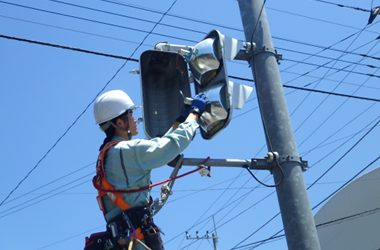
(190, 93), (209, 115)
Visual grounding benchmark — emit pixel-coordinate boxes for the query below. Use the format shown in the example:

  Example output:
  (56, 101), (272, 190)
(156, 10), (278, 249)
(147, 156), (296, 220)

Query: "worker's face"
(127, 111), (138, 136)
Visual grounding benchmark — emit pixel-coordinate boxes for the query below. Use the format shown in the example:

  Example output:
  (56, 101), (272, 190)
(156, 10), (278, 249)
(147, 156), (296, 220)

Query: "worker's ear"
(116, 118), (124, 128)
(116, 116), (129, 129)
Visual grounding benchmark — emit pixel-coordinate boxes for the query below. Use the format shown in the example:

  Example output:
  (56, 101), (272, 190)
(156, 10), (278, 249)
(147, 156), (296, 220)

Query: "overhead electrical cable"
(231, 116), (380, 248)
(300, 104), (379, 157)
(307, 118), (380, 191)
(209, 176), (273, 230)
(165, 187), (275, 246)
(282, 69), (380, 91)
(296, 39), (380, 148)
(274, 35), (380, 61)
(312, 154), (380, 210)
(0, 1), (199, 44)
(0, 0), (179, 206)
(284, 58), (380, 78)
(279, 46), (380, 70)
(229, 76), (380, 102)
(266, 6), (378, 34)
(1, 1), (378, 61)
(0, 174), (94, 213)
(197, 175), (265, 241)
(0, 162), (94, 206)
(250, 120), (380, 246)
(291, 25), (368, 134)
(0, 179), (90, 219)
(190, 170), (246, 227)
(278, 32), (380, 107)
(2, 34), (378, 104)
(175, 175), (252, 250)
(233, 206), (380, 249)
(35, 225), (105, 250)
(47, 0), (206, 35)
(0, 34), (138, 61)
(100, 0), (242, 32)
(0, 14), (153, 48)
(313, 0), (370, 12)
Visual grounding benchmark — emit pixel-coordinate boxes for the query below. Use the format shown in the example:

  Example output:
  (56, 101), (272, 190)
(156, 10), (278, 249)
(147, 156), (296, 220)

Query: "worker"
(89, 89), (208, 250)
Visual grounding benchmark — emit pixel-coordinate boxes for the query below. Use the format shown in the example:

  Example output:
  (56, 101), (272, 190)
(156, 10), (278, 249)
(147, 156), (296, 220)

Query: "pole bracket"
(254, 45), (283, 64)
(279, 155), (309, 171)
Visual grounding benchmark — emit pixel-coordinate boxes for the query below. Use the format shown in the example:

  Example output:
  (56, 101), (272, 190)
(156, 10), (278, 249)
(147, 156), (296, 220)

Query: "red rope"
(96, 157), (210, 194)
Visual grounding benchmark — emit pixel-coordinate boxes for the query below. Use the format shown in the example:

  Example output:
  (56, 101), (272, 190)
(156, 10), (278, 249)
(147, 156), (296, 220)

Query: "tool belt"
(107, 206), (164, 250)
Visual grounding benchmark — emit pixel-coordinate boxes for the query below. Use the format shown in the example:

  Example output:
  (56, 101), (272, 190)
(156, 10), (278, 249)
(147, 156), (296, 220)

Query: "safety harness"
(91, 140), (211, 250)
(93, 140), (132, 215)
(92, 140), (146, 247)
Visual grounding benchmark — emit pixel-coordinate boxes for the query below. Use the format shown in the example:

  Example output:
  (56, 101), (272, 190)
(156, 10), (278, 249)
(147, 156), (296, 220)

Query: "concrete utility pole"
(237, 0), (321, 249)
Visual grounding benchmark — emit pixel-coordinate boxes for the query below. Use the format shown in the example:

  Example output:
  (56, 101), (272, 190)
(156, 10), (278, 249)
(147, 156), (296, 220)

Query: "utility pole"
(186, 215), (219, 250)
(237, 0), (321, 249)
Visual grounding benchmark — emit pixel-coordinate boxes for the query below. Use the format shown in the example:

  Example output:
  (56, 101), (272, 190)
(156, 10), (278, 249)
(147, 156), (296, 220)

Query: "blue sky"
(1, 0), (379, 249)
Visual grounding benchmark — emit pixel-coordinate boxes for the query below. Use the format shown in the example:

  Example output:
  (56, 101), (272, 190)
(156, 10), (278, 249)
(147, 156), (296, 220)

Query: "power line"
(282, 69), (380, 91)
(3, 34), (378, 104)
(100, 0), (242, 32)
(312, 153), (380, 210)
(313, 0), (370, 12)
(3, 0), (378, 62)
(0, 162), (94, 206)
(47, 0), (206, 36)
(0, 34), (138, 61)
(300, 104), (379, 157)
(284, 58), (380, 79)
(245, 153), (380, 249)
(278, 46), (380, 70)
(0, 1), (199, 44)
(291, 25), (368, 136)
(229, 76), (380, 102)
(295, 35), (380, 147)
(274, 35), (380, 61)
(231, 116), (380, 249)
(0, 14), (153, 47)
(233, 206), (380, 249)
(266, 6), (378, 34)
(0, 176), (92, 219)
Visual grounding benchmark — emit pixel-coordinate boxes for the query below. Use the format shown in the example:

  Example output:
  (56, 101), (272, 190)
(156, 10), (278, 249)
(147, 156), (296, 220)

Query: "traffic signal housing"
(139, 50), (191, 139)
(187, 30), (232, 139)
(139, 30), (249, 140)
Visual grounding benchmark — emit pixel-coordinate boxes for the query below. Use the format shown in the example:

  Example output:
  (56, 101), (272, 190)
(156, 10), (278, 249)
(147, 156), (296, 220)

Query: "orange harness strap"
(93, 140), (144, 241)
(94, 140), (131, 213)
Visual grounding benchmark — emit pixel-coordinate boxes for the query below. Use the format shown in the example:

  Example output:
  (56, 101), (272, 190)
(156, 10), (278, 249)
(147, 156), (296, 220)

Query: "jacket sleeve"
(122, 116), (199, 171)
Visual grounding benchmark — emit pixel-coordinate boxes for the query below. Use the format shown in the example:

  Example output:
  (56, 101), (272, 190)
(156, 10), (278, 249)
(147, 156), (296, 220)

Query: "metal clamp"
(254, 46), (283, 65)
(264, 152), (309, 171)
(279, 155), (309, 171)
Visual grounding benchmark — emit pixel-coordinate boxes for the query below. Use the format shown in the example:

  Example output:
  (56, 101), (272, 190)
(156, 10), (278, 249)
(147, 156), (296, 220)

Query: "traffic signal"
(139, 30), (251, 140)
(139, 50), (191, 139)
(185, 30), (232, 139)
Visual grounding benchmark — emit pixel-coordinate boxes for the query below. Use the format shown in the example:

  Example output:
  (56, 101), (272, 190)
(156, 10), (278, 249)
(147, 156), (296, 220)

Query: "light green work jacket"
(103, 116), (198, 221)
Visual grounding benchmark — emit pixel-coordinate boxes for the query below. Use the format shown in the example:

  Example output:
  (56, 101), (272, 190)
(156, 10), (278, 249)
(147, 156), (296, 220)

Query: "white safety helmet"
(94, 90), (140, 127)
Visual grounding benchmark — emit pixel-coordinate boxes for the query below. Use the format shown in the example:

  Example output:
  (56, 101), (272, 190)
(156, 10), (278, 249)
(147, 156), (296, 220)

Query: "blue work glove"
(190, 93), (209, 116)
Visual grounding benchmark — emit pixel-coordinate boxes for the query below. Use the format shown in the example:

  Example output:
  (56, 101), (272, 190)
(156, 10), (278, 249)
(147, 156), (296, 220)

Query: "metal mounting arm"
(180, 156), (308, 172)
